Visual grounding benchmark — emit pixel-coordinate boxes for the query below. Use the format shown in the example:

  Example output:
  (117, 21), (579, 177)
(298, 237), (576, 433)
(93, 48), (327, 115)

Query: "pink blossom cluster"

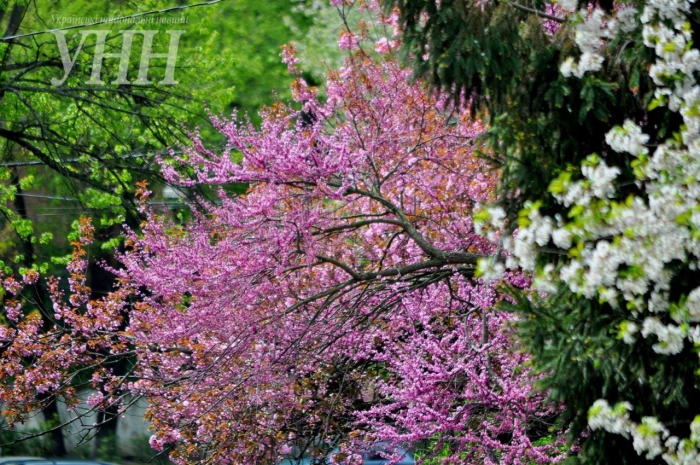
(0, 219), (133, 425)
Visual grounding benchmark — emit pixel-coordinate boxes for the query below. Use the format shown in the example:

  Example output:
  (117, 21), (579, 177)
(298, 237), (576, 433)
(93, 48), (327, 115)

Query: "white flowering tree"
(387, 0), (700, 463)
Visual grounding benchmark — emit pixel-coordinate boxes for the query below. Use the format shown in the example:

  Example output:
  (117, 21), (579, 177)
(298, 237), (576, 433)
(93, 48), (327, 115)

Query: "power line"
(0, 150), (185, 168)
(14, 192), (190, 206)
(15, 193), (79, 201)
(0, 1), (225, 42)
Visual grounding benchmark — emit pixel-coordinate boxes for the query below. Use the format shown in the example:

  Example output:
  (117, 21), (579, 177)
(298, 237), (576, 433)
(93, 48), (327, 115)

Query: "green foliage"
(285, 0), (361, 87)
(95, 433), (117, 461)
(414, 437), (467, 464)
(0, 0), (318, 278)
(0, 421), (53, 456)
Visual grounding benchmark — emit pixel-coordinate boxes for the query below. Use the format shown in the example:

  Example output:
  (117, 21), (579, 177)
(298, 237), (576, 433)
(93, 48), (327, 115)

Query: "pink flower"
(3, 277), (22, 295)
(86, 391), (105, 407)
(280, 44), (300, 74)
(279, 444), (292, 455)
(149, 435), (165, 451)
(291, 78), (317, 102)
(5, 300), (21, 322)
(338, 31), (360, 50)
(163, 428), (183, 443)
(22, 270), (39, 285)
(374, 37), (394, 54)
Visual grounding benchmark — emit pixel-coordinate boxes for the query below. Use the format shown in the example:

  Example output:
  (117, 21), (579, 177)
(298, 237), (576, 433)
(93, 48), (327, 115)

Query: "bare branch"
(507, 1), (566, 23)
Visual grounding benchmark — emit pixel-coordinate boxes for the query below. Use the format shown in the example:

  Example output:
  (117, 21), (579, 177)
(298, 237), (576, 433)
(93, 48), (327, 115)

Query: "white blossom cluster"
(560, 6), (636, 78)
(476, 0), (700, 462)
(605, 120), (649, 156)
(588, 400), (700, 464)
(557, 0), (578, 11)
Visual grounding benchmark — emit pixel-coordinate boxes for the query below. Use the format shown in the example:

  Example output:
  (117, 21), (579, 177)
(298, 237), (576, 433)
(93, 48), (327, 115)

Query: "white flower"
(560, 260), (583, 292)
(578, 52), (605, 75)
(620, 320), (639, 343)
(617, 6), (638, 33)
(489, 206), (506, 224)
(600, 287), (619, 307)
(560, 57), (577, 78)
(686, 287), (700, 321)
(575, 9), (607, 53)
(503, 1), (700, 459)
(552, 227), (573, 249)
(534, 216), (554, 246)
(582, 161), (621, 198)
(640, 6), (655, 24)
(648, 0), (691, 22)
(474, 206), (506, 237)
(641, 317), (685, 354)
(558, 0), (578, 11)
(605, 120), (650, 155)
(631, 417), (670, 459)
(533, 263), (558, 294)
(476, 257), (505, 282)
(687, 325), (700, 344)
(690, 417), (700, 443)
(588, 399), (632, 437)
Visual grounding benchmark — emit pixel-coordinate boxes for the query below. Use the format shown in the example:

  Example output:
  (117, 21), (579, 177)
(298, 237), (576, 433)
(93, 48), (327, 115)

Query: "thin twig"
(507, 1), (566, 23)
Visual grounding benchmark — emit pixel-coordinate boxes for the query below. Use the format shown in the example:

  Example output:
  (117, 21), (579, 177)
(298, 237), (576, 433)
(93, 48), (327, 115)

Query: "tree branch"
(0, 127), (110, 192)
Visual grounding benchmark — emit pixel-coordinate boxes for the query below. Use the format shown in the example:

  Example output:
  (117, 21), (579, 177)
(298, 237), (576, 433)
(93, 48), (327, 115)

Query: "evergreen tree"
(386, 0), (700, 463)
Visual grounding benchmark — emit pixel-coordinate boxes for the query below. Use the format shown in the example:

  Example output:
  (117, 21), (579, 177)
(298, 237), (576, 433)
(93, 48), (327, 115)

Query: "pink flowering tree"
(0, 12), (561, 465)
(114, 39), (561, 461)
